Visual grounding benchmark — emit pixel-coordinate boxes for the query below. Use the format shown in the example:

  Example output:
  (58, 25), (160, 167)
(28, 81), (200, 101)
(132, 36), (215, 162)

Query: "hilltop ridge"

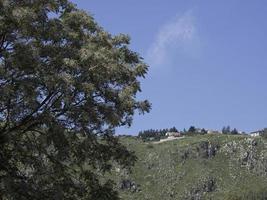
(114, 134), (267, 200)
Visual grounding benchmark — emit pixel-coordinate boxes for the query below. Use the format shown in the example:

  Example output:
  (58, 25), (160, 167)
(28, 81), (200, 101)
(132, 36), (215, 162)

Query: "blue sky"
(72, 0), (267, 134)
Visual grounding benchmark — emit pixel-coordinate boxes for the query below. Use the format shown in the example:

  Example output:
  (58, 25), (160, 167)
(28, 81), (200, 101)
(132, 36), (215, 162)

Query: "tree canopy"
(188, 126), (196, 133)
(0, 0), (150, 199)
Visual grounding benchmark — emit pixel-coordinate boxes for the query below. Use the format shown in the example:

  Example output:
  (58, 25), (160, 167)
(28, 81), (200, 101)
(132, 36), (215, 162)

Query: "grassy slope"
(114, 134), (267, 200)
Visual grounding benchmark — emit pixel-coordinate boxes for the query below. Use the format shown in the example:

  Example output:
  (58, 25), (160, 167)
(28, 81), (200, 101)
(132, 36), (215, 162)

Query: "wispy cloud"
(146, 10), (197, 66)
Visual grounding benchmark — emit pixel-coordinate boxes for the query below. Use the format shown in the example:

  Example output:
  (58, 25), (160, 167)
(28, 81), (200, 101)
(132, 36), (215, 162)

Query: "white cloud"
(146, 11), (197, 66)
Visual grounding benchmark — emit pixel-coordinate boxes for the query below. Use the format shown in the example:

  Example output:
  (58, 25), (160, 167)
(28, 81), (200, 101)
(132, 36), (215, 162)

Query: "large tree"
(0, 0), (150, 199)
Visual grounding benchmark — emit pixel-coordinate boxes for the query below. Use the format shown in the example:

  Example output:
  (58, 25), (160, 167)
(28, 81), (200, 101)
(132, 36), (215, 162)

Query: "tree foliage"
(231, 128), (238, 135)
(188, 126), (196, 133)
(222, 126), (239, 135)
(222, 126), (231, 134)
(0, 0), (150, 199)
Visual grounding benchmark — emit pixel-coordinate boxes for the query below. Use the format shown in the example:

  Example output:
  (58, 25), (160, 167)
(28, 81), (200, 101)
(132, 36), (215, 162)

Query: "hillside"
(112, 134), (267, 200)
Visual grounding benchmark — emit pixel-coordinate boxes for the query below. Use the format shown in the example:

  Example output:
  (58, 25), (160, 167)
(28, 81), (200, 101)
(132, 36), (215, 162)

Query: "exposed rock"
(183, 177), (216, 200)
(202, 178), (216, 192)
(222, 138), (267, 176)
(197, 141), (219, 159)
(119, 179), (140, 192)
(252, 139), (258, 146)
(181, 149), (190, 164)
(241, 151), (250, 163)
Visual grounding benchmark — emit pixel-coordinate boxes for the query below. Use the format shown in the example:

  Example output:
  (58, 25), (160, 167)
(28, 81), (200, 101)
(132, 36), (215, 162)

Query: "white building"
(250, 131), (262, 137)
(166, 132), (181, 138)
(207, 130), (221, 134)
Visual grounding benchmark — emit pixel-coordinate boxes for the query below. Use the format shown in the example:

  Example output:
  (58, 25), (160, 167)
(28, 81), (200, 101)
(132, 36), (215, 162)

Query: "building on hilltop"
(166, 132), (181, 138)
(250, 130), (262, 137)
(207, 130), (222, 134)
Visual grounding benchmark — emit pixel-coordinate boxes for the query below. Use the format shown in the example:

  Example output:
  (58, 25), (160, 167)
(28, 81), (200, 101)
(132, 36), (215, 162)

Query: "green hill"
(112, 134), (267, 200)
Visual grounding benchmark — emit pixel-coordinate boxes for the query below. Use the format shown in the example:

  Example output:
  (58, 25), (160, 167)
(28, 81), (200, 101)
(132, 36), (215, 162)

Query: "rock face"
(184, 177), (216, 200)
(222, 138), (267, 176)
(180, 141), (219, 162)
(119, 179), (140, 192)
(116, 135), (267, 200)
(197, 141), (219, 159)
(239, 139), (267, 176)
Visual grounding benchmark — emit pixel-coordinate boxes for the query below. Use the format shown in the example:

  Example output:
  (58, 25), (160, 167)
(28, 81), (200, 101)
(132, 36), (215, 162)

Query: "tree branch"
(3, 92), (56, 134)
(0, 34), (6, 50)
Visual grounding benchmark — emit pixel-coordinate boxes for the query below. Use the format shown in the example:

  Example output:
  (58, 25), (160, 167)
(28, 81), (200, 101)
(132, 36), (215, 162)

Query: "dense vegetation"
(0, 0), (150, 199)
(114, 134), (267, 200)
